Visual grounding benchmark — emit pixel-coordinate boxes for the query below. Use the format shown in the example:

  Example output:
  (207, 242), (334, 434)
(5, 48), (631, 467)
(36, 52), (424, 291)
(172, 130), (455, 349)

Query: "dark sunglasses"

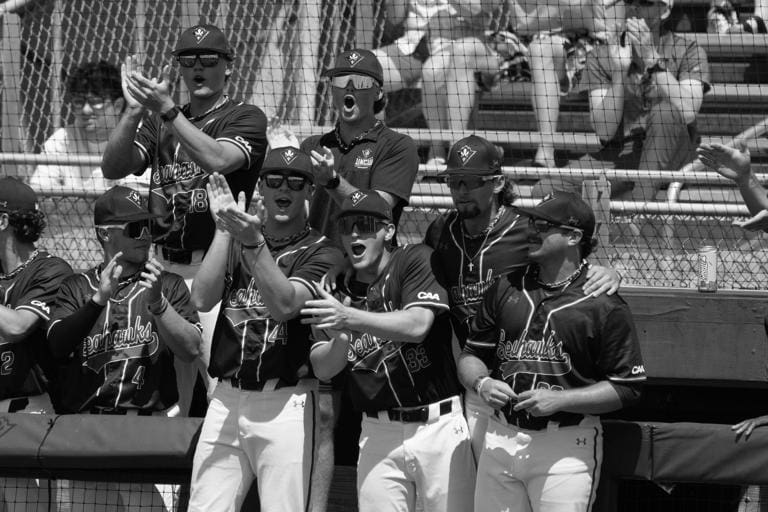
(98, 220), (151, 240)
(445, 175), (497, 190)
(263, 173), (309, 191)
(176, 53), (222, 68)
(339, 215), (388, 236)
(528, 217), (582, 234)
(71, 95), (106, 110)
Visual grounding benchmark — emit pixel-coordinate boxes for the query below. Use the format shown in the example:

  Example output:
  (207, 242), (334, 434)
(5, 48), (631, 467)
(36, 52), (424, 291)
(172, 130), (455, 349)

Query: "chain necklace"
(262, 223), (311, 248)
(459, 205), (505, 273)
(186, 95), (229, 122)
(536, 260), (587, 290)
(0, 249), (39, 281)
(334, 120), (382, 152)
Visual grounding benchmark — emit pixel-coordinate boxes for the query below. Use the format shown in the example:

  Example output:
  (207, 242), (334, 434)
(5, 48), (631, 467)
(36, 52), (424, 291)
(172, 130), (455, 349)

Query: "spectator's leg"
(529, 35), (568, 168)
(310, 386), (340, 512)
(421, 44), (452, 162)
(372, 45), (422, 94)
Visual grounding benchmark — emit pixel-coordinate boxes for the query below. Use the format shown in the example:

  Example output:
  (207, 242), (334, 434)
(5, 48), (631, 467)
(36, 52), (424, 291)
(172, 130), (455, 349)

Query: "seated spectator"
(535, 0), (711, 200)
(28, 61), (146, 193)
(708, 0), (768, 34)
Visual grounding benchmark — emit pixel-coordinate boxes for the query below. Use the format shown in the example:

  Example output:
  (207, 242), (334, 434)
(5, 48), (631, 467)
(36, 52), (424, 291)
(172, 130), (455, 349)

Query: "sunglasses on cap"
(338, 215), (389, 236)
(444, 175), (498, 190)
(97, 220), (151, 240)
(330, 75), (377, 90)
(528, 217), (582, 234)
(176, 53), (222, 68)
(263, 173), (309, 191)
(71, 95), (106, 110)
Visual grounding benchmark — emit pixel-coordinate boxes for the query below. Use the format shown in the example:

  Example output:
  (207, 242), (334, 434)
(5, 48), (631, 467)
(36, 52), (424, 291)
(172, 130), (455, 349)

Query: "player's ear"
(383, 222), (396, 242)
(376, 86), (384, 100)
(224, 63), (233, 81)
(492, 175), (506, 194)
(567, 229), (583, 247)
(96, 227), (110, 243)
(0, 212), (8, 231)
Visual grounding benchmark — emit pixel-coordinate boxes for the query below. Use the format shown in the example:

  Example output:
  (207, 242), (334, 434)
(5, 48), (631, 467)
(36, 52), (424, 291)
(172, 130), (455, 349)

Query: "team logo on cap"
(457, 144), (477, 165)
(281, 148), (298, 166)
(126, 190), (143, 209)
(345, 52), (363, 67)
(193, 26), (210, 44)
(350, 190), (367, 206)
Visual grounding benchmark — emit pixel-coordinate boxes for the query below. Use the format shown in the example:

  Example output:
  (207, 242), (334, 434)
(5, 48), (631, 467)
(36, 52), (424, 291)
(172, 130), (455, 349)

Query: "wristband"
(474, 376), (491, 395)
(147, 295), (169, 316)
(160, 105), (182, 123)
(324, 172), (341, 190)
(241, 238), (267, 250)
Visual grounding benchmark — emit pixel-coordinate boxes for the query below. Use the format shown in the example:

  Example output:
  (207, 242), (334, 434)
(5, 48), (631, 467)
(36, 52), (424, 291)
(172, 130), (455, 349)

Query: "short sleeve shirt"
(0, 252), (72, 400)
(49, 268), (201, 413)
(584, 31), (711, 140)
(134, 98), (268, 251)
(300, 122), (419, 244)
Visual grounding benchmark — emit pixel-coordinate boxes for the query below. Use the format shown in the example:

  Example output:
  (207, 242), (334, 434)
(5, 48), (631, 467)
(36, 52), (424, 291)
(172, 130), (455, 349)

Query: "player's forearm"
(243, 245), (309, 322)
(153, 305), (202, 362)
(345, 307), (434, 344)
(0, 305), (39, 343)
(47, 300), (104, 357)
(590, 82), (625, 142)
(555, 381), (624, 415)
(310, 338), (348, 381)
(102, 108), (147, 178)
(326, 176), (359, 206)
(191, 230), (230, 312)
(457, 352), (490, 392)
(736, 172), (768, 215)
(165, 116), (245, 174)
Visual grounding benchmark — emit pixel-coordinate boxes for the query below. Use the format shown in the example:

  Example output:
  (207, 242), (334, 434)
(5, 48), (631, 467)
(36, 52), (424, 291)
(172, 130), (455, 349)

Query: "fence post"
(0, 11), (24, 177)
(582, 174), (612, 266)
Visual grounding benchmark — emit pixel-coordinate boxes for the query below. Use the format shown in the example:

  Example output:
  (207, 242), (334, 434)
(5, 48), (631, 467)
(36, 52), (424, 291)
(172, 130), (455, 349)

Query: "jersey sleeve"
(48, 273), (90, 329)
(162, 272), (202, 331)
(595, 299), (646, 385)
(398, 245), (449, 313)
(289, 243), (346, 297)
(213, 104), (268, 171)
(370, 134), (419, 204)
(463, 278), (503, 365)
(132, 114), (158, 171)
(15, 258), (73, 321)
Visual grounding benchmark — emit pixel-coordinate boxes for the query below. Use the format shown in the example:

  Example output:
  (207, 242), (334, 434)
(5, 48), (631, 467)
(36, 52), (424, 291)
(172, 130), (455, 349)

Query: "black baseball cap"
(337, 190), (392, 222)
(513, 190), (595, 240)
(324, 49), (384, 85)
(440, 135), (503, 176)
(0, 177), (37, 213)
(260, 147), (314, 183)
(94, 186), (160, 225)
(172, 24), (233, 58)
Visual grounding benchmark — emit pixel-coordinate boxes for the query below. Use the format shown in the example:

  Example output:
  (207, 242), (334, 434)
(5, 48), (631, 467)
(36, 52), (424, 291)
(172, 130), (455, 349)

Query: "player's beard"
(456, 203), (482, 220)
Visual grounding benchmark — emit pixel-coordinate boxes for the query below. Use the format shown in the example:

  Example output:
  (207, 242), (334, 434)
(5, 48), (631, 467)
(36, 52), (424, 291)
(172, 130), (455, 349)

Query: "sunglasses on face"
(98, 220), (151, 240)
(445, 175), (497, 190)
(71, 95), (106, 110)
(263, 173), (309, 191)
(176, 53), (222, 68)
(528, 217), (582, 234)
(330, 74), (377, 90)
(339, 215), (388, 236)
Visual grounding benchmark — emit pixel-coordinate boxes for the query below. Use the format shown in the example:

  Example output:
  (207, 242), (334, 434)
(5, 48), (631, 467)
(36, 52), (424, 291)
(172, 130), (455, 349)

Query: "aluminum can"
(697, 245), (717, 292)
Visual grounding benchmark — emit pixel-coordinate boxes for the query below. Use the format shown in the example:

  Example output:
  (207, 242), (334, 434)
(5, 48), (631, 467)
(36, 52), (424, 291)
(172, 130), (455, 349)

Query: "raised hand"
(696, 142), (752, 182)
(121, 55), (145, 112)
(301, 283), (354, 331)
(139, 256), (164, 305)
(625, 16), (657, 67)
(309, 146), (337, 187)
(266, 116), (300, 149)
(93, 252), (124, 305)
(124, 61), (175, 114)
(216, 186), (265, 246)
(733, 209), (768, 232)
(206, 172), (238, 224)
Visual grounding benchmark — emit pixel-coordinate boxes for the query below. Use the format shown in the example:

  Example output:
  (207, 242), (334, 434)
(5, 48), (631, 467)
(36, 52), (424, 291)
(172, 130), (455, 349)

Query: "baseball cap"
(337, 190), (392, 222)
(440, 135), (503, 176)
(172, 24), (233, 58)
(0, 177), (37, 212)
(324, 49), (384, 85)
(94, 186), (160, 225)
(513, 190), (595, 240)
(260, 147), (314, 183)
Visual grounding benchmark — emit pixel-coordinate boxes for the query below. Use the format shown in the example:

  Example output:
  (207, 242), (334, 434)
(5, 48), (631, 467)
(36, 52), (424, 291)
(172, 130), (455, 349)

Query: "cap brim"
(107, 211), (163, 223)
(323, 68), (383, 84)
(335, 210), (392, 222)
(171, 48), (232, 57)
(259, 167), (315, 182)
(511, 205), (562, 226)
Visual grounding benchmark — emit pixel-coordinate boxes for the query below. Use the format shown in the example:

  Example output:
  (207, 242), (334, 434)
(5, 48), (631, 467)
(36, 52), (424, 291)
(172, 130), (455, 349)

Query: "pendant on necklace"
(467, 261), (474, 272)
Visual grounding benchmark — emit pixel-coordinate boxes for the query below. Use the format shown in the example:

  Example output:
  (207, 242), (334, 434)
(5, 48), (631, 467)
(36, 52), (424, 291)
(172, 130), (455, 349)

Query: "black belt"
(160, 246), (203, 265)
(89, 407), (154, 416)
(366, 399), (454, 423)
(8, 398), (29, 413)
(228, 377), (291, 392)
(495, 410), (584, 431)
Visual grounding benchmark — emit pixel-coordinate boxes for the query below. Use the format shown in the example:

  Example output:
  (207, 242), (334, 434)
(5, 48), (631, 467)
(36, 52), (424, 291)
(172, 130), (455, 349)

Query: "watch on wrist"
(324, 172), (341, 190)
(160, 105), (182, 123)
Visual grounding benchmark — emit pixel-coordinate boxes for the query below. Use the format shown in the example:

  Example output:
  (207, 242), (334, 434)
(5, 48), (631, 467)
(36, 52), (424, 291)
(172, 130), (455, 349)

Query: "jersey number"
(131, 366), (146, 390)
(404, 345), (431, 373)
(0, 351), (14, 376)
(172, 188), (208, 218)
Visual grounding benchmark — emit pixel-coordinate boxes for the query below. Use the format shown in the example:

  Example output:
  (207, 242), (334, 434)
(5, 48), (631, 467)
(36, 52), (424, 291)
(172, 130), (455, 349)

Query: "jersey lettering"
(416, 291), (440, 301)
(0, 351), (13, 376)
(29, 300), (50, 315)
(631, 365), (645, 375)
(131, 365), (146, 390)
(234, 135), (253, 153)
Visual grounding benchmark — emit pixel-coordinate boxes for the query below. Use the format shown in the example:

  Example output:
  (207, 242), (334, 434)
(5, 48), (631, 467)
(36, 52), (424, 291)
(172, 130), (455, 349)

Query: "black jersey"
(425, 206), (529, 345)
(465, 267), (646, 426)
(0, 251), (72, 400)
(322, 244), (461, 412)
(209, 229), (345, 386)
(49, 268), (201, 413)
(134, 98), (267, 251)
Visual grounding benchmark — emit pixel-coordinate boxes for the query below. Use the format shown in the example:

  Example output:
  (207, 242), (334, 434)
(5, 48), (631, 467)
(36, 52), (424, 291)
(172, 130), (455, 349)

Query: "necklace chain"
(334, 120), (382, 152)
(459, 205), (505, 273)
(262, 224), (311, 248)
(186, 95), (228, 122)
(537, 260), (587, 290)
(0, 249), (39, 281)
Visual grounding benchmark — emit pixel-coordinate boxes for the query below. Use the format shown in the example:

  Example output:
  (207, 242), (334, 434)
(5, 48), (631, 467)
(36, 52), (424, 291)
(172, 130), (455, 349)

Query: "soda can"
(697, 245), (717, 292)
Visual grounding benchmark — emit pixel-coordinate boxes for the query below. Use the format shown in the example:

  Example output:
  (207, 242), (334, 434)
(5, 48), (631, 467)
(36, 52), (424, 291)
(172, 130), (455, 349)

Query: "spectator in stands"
(0, 177), (72, 511)
(29, 61), (146, 194)
(101, 24), (268, 417)
(536, 0), (711, 200)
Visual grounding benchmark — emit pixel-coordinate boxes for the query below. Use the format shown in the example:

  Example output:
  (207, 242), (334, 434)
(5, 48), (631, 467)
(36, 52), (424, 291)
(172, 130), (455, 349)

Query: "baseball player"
(101, 23), (268, 415)
(304, 191), (475, 512)
(458, 191), (646, 512)
(0, 177), (72, 511)
(187, 149), (345, 512)
(425, 135), (621, 458)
